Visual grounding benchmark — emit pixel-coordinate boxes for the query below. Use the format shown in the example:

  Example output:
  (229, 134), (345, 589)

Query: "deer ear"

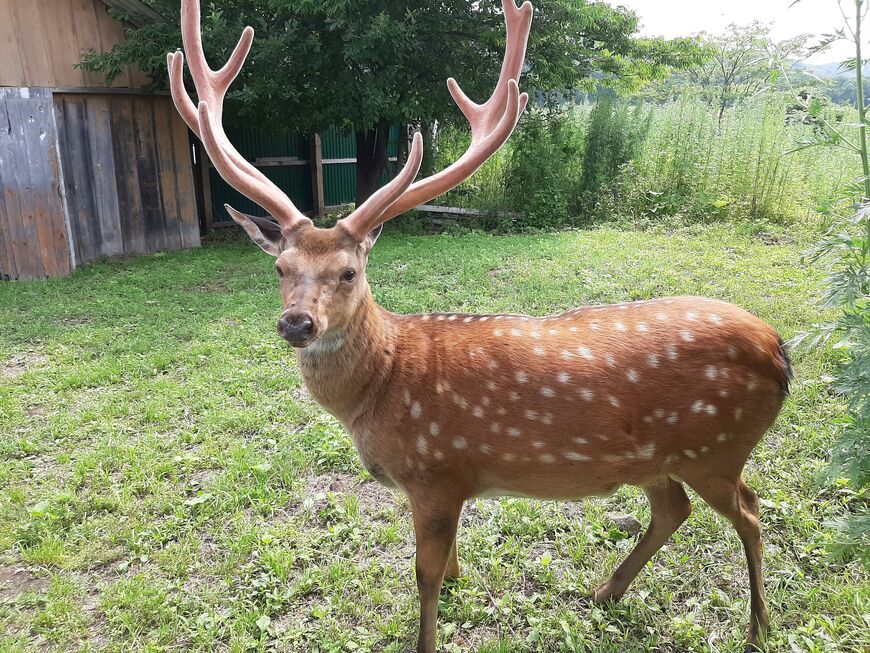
(225, 204), (284, 256)
(361, 224), (383, 254)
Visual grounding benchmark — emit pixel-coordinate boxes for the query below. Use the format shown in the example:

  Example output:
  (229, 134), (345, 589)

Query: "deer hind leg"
(683, 474), (769, 651)
(444, 535), (461, 580)
(410, 494), (464, 653)
(594, 477), (691, 602)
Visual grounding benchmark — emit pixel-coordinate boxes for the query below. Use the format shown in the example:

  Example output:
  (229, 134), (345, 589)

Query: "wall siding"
(54, 92), (200, 265)
(0, 88), (73, 280)
(0, 0), (148, 89)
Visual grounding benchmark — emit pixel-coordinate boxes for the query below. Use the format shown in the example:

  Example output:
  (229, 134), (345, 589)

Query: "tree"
(685, 22), (810, 124)
(84, 0), (701, 204)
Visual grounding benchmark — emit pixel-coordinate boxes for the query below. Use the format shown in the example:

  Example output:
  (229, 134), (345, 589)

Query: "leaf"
(184, 493), (212, 506)
(256, 614), (271, 631)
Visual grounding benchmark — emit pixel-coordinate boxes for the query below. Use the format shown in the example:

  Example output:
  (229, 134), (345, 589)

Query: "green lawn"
(0, 226), (866, 652)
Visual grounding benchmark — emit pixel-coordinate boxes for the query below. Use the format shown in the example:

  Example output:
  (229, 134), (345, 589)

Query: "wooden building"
(0, 0), (200, 281)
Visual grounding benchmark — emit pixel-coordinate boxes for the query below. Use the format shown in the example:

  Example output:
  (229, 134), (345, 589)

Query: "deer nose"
(277, 312), (314, 342)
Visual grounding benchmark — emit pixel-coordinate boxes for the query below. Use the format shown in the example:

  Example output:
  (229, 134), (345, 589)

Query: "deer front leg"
(410, 494), (464, 653)
(444, 536), (461, 580)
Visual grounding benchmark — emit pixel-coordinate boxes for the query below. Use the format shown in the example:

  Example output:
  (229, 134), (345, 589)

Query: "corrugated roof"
(100, 0), (164, 26)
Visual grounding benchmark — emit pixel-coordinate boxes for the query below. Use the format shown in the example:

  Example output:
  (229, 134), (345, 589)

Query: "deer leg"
(411, 495), (464, 653)
(684, 474), (769, 651)
(444, 535), (461, 580)
(594, 477), (691, 602)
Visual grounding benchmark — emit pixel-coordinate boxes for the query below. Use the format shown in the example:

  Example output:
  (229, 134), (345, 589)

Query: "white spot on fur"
(557, 372), (571, 384)
(656, 312), (669, 321)
(608, 395), (621, 407)
(494, 329), (503, 337)
(540, 387), (555, 397)
(490, 422), (502, 434)
(452, 437), (467, 449)
(637, 443), (656, 459)
(510, 328), (523, 337)
(403, 390), (412, 406)
(681, 331), (695, 342)
(705, 366), (719, 380)
(683, 449), (697, 459)
(541, 413), (553, 425)
(533, 440), (545, 449)
(502, 452), (516, 461)
(573, 437), (588, 444)
(579, 388), (595, 402)
(429, 422), (440, 436)
(734, 407), (743, 421)
(509, 391), (520, 401)
(452, 393), (468, 409)
(606, 354), (617, 367)
(666, 412), (678, 424)
(589, 321), (600, 330)
(480, 444), (492, 454)
(481, 396), (491, 407)
(561, 349), (574, 361)
(539, 453), (556, 463)
(507, 427), (521, 437)
(564, 451), (590, 461)
(648, 353), (661, 368)
(717, 433), (729, 443)
(464, 316), (473, 323)
(578, 346), (594, 360)
(530, 330), (541, 339)
(515, 371), (528, 384)
(666, 344), (679, 360)
(614, 322), (627, 332)
(727, 345), (738, 359)
(525, 409), (539, 421)
(434, 450), (445, 460)
(637, 322), (649, 333)
(417, 437), (428, 454)
(686, 311), (699, 321)
(472, 406), (484, 418)
(627, 369), (640, 383)
(534, 346), (546, 356)
(487, 381), (497, 392)
(448, 315), (458, 321)
(410, 401), (422, 418)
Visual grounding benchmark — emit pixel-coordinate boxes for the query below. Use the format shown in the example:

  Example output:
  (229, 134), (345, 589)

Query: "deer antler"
(338, 0), (533, 240)
(167, 0), (311, 231)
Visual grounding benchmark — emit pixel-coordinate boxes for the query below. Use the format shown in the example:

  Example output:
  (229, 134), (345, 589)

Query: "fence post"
(198, 141), (214, 230)
(310, 133), (325, 217)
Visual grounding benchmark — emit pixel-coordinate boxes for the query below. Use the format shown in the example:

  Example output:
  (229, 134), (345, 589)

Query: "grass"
(0, 225), (867, 652)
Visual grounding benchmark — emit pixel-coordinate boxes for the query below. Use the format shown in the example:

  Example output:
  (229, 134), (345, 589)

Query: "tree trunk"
(355, 122), (390, 206)
(420, 120), (436, 177)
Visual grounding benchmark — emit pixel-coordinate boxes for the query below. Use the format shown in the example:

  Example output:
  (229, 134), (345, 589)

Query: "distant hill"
(801, 61), (870, 79)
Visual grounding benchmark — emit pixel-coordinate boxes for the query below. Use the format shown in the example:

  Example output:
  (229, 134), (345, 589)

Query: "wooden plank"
(18, 94), (70, 277)
(57, 96), (100, 264)
(169, 108), (200, 249)
(110, 96), (146, 253)
(0, 96), (21, 279)
(83, 94), (123, 256)
(132, 97), (166, 253)
(9, 1), (53, 87)
(0, 0), (26, 86)
(72, 0), (106, 88)
(41, 97), (74, 276)
(39, 1), (83, 87)
(5, 98), (46, 278)
(94, 2), (132, 88)
(153, 98), (183, 250)
(310, 134), (325, 218)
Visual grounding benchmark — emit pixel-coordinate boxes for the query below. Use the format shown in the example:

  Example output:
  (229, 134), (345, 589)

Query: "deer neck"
(294, 286), (394, 428)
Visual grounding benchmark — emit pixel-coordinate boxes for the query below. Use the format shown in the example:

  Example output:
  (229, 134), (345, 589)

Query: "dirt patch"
(60, 315), (93, 325)
(293, 472), (399, 519)
(1, 351), (47, 380)
(0, 565), (50, 600)
(189, 280), (230, 293)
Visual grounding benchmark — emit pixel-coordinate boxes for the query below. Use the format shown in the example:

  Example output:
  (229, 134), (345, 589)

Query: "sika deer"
(168, 2), (792, 651)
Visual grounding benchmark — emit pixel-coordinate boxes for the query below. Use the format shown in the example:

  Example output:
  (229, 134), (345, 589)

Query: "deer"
(167, 1), (792, 651)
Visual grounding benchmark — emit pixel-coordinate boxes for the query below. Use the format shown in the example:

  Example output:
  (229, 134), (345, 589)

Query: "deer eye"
(342, 269), (356, 283)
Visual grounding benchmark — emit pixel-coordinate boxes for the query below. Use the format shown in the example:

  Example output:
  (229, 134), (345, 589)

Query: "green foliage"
(580, 97), (651, 196)
(789, 0), (870, 566)
(504, 109), (583, 227)
(81, 0), (701, 134)
(431, 95), (856, 230)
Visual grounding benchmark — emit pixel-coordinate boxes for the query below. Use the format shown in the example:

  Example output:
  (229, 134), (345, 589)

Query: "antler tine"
(377, 0), (533, 222)
(167, 0), (310, 230)
(339, 132), (425, 240)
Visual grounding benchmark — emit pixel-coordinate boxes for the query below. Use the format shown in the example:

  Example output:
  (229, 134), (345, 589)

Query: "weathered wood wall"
(0, 88), (73, 280)
(0, 0), (150, 89)
(54, 93), (200, 264)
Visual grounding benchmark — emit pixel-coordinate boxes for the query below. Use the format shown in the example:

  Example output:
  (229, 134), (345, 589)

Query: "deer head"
(168, 0), (532, 347)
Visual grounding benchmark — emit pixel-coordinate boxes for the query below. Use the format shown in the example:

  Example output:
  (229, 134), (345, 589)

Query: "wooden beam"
(310, 134), (325, 218)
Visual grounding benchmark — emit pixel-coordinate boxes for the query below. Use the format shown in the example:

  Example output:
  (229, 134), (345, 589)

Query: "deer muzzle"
(277, 310), (317, 347)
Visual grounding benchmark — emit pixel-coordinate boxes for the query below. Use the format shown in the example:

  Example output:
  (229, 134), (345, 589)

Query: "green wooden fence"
(206, 126), (400, 224)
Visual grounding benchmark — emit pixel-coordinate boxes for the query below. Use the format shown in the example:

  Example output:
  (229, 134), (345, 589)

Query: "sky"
(607, 0), (856, 63)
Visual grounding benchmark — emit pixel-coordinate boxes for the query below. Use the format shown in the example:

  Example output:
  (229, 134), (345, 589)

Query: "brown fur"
(261, 223), (791, 652)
